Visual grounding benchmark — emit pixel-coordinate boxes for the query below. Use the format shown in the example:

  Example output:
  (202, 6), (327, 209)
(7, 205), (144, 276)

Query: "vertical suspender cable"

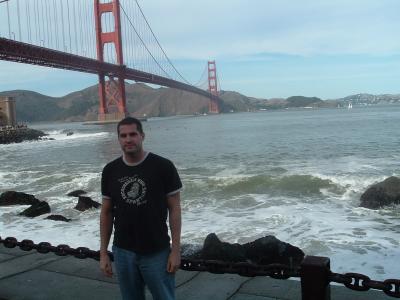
(82, 2), (89, 57)
(66, 0), (72, 53)
(37, 0), (42, 45)
(131, 1), (136, 68)
(53, 0), (59, 49)
(26, 1), (32, 43)
(16, 0), (22, 40)
(60, 1), (66, 51)
(6, 0), (11, 39)
(78, 0), (84, 56)
(45, 0), (51, 48)
(40, 0), (46, 47)
(72, 0), (78, 54)
(40, 0), (46, 46)
(34, 0), (39, 44)
(88, 3), (95, 58)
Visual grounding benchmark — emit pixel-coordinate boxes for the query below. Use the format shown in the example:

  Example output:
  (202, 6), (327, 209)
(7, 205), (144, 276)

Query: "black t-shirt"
(101, 152), (182, 254)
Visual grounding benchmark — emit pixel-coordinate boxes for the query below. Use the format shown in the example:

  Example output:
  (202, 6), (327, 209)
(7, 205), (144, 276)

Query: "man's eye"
(120, 134), (126, 138)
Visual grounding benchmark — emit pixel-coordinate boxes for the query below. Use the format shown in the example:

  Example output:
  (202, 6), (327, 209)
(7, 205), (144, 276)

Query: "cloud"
(139, 0), (400, 59)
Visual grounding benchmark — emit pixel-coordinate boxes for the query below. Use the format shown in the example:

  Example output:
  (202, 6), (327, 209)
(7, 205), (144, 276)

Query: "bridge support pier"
(94, 0), (127, 121)
(208, 60), (220, 114)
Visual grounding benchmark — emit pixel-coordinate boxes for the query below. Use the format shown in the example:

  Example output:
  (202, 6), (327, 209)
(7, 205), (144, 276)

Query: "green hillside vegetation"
(286, 96), (322, 107)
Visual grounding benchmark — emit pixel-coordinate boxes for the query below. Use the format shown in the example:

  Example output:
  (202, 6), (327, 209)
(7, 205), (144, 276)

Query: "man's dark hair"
(117, 117), (144, 135)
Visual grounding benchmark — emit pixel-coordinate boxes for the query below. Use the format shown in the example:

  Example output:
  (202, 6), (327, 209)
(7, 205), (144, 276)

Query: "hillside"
(1, 83), (261, 122)
(1, 85), (400, 122)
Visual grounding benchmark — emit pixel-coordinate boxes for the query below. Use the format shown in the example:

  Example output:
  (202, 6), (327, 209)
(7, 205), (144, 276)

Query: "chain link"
(0, 236), (107, 261)
(180, 258), (299, 279)
(2, 236), (400, 298)
(330, 272), (400, 298)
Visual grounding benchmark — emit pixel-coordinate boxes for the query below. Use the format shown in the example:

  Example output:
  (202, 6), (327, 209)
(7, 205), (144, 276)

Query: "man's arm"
(100, 198), (114, 277)
(166, 192), (181, 273)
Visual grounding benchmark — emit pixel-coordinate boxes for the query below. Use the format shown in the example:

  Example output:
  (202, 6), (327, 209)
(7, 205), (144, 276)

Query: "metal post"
(300, 256), (331, 300)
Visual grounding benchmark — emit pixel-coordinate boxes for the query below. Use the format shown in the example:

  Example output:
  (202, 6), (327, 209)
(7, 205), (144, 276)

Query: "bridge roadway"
(0, 244), (393, 300)
(0, 38), (217, 101)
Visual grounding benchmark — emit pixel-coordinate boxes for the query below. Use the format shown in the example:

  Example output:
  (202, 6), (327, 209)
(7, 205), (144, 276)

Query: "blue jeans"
(113, 245), (175, 300)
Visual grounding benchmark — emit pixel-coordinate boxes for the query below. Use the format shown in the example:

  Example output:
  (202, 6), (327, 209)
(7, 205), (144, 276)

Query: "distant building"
(0, 97), (17, 127)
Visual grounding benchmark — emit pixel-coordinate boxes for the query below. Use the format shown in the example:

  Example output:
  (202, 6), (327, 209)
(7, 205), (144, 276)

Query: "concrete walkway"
(0, 244), (394, 300)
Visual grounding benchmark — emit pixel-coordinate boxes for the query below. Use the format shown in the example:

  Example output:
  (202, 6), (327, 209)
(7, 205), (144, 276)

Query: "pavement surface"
(0, 244), (395, 300)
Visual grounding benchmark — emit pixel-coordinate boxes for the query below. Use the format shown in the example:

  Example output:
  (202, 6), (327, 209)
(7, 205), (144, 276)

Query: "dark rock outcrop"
(360, 176), (400, 209)
(243, 235), (305, 266)
(200, 233), (304, 268)
(67, 190), (87, 197)
(202, 233), (247, 262)
(0, 128), (47, 144)
(0, 191), (40, 206)
(19, 201), (50, 217)
(74, 196), (101, 211)
(62, 129), (73, 136)
(45, 215), (71, 222)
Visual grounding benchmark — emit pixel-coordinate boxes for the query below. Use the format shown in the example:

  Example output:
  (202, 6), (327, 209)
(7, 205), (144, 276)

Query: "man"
(100, 116), (182, 300)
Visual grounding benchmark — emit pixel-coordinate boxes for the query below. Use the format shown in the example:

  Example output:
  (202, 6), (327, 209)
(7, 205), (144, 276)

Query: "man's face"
(118, 124), (145, 155)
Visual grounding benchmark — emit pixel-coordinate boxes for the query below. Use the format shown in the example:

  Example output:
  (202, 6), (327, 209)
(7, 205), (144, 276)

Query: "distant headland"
(1, 83), (399, 123)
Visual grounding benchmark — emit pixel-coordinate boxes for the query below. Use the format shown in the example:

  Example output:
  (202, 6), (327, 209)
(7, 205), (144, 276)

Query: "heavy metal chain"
(1, 236), (298, 279)
(180, 258), (300, 279)
(330, 272), (400, 298)
(0, 236), (110, 260)
(2, 235), (400, 298)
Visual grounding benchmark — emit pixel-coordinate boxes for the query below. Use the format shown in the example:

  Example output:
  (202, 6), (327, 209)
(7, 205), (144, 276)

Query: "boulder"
(62, 129), (74, 136)
(19, 201), (51, 217)
(243, 235), (304, 267)
(45, 215), (71, 222)
(74, 196), (101, 211)
(202, 233), (247, 262)
(67, 190), (87, 197)
(360, 176), (400, 209)
(200, 233), (304, 268)
(0, 128), (47, 144)
(0, 191), (40, 206)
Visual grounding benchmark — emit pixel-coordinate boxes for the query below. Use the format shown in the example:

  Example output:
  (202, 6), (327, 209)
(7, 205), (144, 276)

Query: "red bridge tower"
(207, 60), (220, 114)
(94, 0), (127, 121)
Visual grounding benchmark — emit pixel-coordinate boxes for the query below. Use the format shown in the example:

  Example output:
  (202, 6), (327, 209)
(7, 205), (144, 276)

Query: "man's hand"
(100, 252), (113, 277)
(167, 250), (181, 273)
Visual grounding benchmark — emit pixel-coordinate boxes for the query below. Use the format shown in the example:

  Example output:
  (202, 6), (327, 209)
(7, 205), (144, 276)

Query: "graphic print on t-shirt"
(119, 175), (147, 206)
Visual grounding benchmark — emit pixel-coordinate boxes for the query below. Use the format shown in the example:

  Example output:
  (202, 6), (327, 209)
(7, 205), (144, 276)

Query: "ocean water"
(1, 105), (400, 280)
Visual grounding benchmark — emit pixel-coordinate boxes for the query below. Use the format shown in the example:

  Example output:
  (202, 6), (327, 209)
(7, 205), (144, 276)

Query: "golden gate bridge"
(0, 0), (221, 121)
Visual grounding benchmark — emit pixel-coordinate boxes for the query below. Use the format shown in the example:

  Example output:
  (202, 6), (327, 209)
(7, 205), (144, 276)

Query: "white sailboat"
(348, 102), (353, 109)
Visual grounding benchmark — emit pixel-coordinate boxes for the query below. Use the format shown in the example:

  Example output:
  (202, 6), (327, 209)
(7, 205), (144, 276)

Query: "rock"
(0, 191), (40, 206)
(0, 128), (47, 144)
(62, 129), (73, 136)
(19, 201), (51, 217)
(360, 176), (400, 209)
(181, 243), (203, 259)
(200, 233), (304, 268)
(202, 233), (247, 262)
(67, 190), (87, 197)
(243, 235), (305, 267)
(45, 215), (71, 222)
(74, 196), (101, 211)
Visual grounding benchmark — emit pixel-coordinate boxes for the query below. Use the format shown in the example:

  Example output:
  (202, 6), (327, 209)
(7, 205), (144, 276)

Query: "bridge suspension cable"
(0, 0), (196, 87)
(0, 0), (219, 108)
(119, 0), (191, 85)
(193, 64), (209, 89)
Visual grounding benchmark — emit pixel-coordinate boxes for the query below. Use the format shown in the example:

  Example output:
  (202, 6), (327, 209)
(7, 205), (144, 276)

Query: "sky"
(1, 0), (400, 100)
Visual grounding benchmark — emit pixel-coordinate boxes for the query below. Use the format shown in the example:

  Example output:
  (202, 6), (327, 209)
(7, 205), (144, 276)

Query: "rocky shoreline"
(0, 127), (47, 144)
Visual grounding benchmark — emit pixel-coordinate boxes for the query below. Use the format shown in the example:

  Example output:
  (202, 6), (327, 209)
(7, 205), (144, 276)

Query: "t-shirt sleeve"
(165, 160), (182, 196)
(101, 164), (111, 199)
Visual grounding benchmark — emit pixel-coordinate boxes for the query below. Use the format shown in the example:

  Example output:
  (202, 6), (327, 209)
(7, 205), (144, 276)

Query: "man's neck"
(123, 151), (146, 164)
